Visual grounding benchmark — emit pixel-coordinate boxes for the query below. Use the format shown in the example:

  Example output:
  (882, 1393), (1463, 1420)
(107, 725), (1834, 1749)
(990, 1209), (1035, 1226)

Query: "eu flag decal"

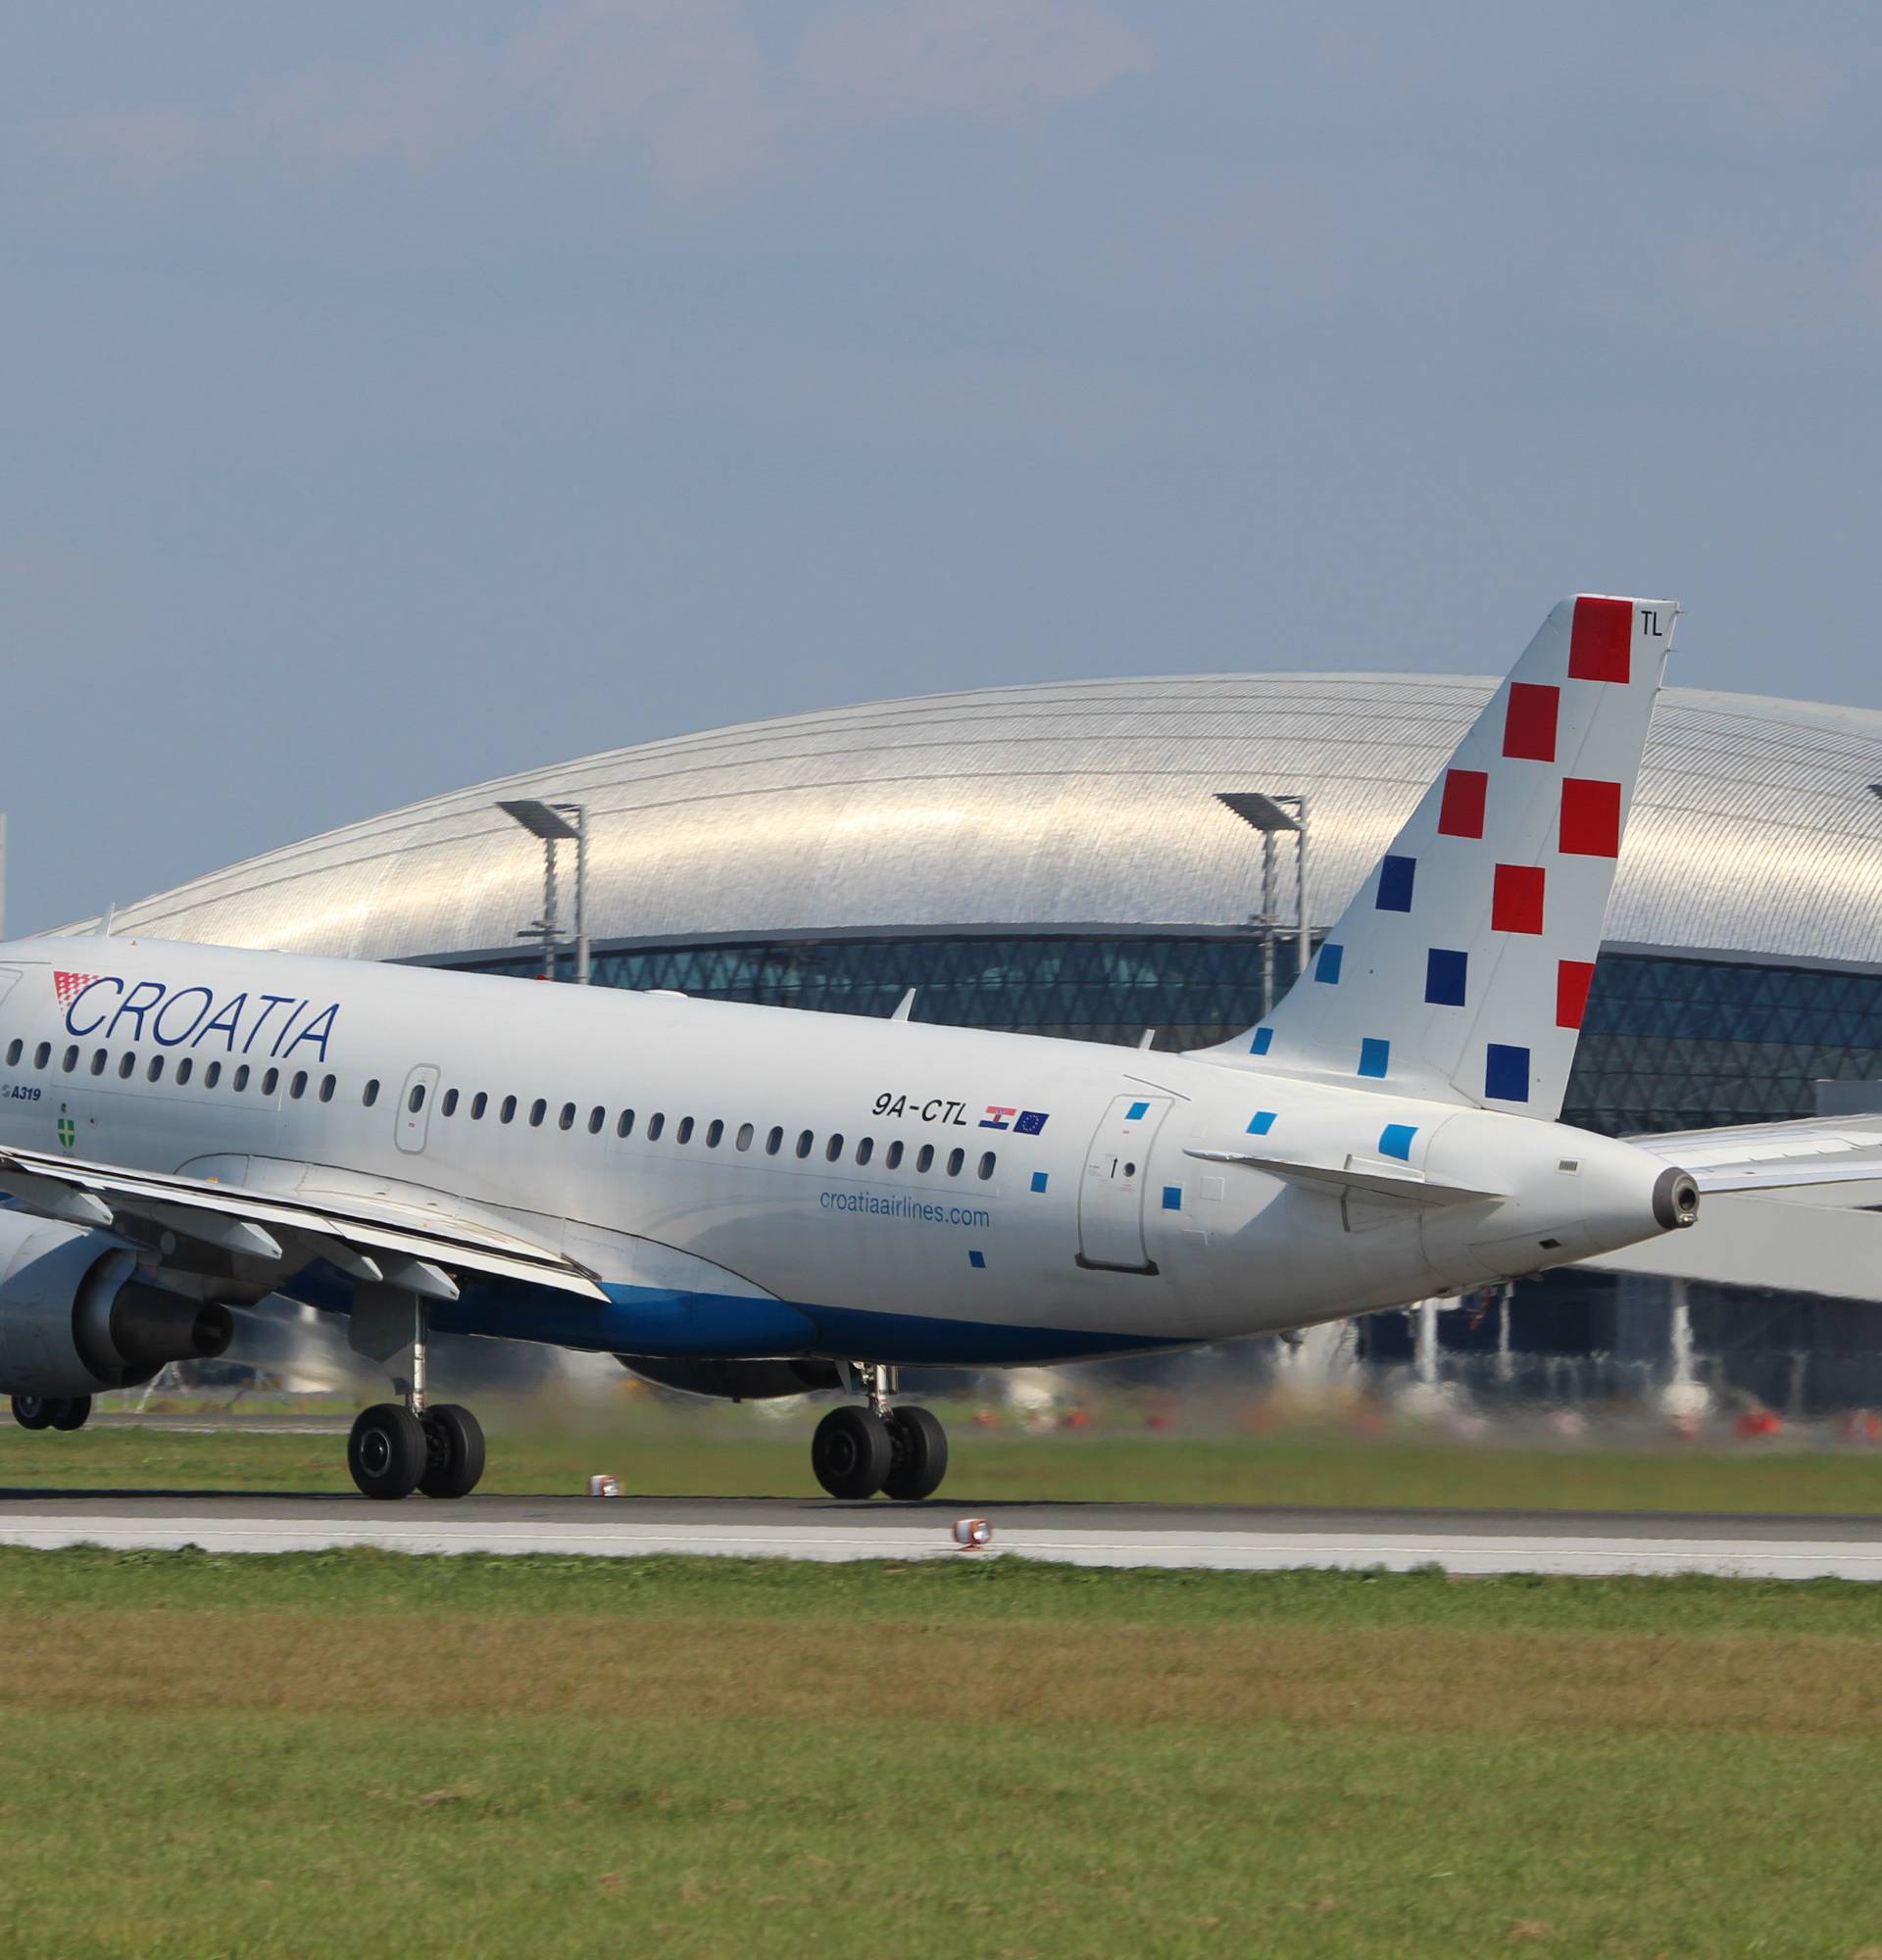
(1015, 1109), (1050, 1135)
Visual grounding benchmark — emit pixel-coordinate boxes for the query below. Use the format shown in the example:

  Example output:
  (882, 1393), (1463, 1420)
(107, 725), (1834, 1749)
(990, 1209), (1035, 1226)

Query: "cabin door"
(1076, 1095), (1171, 1274)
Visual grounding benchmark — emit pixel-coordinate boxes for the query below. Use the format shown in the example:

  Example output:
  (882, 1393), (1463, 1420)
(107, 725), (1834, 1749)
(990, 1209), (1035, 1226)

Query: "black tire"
(10, 1396), (50, 1432)
(49, 1396), (92, 1433)
(811, 1404), (893, 1499)
(881, 1405), (949, 1502)
(347, 1402), (426, 1500)
(419, 1403), (486, 1499)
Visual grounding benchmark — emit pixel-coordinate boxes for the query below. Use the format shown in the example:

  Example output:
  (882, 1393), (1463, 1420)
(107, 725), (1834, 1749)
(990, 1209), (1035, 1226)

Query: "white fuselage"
(0, 937), (1679, 1365)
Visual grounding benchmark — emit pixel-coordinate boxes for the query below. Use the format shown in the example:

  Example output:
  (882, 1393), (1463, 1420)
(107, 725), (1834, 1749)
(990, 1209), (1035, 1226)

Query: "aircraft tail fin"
(1196, 595), (1676, 1117)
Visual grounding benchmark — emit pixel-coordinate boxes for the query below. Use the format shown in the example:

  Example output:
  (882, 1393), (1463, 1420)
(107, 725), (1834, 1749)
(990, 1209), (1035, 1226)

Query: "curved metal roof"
(83, 676), (1882, 969)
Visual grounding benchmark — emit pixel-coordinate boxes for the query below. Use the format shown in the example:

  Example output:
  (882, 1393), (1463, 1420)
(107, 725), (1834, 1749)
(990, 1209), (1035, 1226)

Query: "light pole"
(496, 799), (590, 984)
(1213, 791), (1309, 1015)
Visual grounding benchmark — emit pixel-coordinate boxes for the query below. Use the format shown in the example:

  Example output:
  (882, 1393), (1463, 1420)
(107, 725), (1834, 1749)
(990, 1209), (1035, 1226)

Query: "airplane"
(0, 595), (1870, 1502)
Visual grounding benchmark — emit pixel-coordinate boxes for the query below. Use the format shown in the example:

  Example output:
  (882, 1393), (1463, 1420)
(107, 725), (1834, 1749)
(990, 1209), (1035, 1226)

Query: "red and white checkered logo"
(53, 970), (100, 1006)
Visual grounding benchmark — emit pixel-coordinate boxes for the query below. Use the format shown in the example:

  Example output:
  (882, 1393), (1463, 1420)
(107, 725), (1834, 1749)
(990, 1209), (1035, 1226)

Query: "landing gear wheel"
(49, 1396), (92, 1433)
(881, 1405), (948, 1502)
(812, 1404), (894, 1499)
(347, 1402), (426, 1500)
(10, 1396), (50, 1432)
(419, 1403), (486, 1499)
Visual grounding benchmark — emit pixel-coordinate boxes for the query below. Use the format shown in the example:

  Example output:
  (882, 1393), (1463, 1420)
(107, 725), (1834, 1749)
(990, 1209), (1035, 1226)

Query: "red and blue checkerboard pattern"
(1228, 595), (1674, 1117)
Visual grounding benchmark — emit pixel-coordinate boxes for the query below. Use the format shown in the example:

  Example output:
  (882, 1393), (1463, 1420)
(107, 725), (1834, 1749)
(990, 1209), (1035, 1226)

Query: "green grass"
(3, 1543), (1880, 1634)
(21, 1399), (1882, 1514)
(2, 1551), (1881, 1958)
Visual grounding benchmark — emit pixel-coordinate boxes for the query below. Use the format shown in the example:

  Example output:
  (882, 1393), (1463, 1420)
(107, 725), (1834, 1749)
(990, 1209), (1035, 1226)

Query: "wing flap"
(0, 1146), (608, 1300)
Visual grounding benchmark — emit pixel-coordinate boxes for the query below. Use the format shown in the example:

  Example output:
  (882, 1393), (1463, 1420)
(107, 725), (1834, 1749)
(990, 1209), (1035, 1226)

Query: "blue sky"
(3, 2), (1878, 932)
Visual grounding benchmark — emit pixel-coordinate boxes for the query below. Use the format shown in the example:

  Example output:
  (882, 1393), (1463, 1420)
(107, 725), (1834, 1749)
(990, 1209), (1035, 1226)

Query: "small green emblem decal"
(57, 1116), (74, 1150)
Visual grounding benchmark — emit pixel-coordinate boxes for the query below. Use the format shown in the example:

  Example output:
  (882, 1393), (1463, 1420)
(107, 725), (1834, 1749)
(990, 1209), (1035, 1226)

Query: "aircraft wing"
(0, 1143), (608, 1301)
(1628, 1116), (1882, 1196)
(1184, 1147), (1503, 1207)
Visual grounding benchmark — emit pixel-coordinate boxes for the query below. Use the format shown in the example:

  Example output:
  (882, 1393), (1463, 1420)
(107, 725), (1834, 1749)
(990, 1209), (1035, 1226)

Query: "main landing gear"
(347, 1399), (485, 1501)
(10, 1395), (91, 1433)
(345, 1298), (485, 1501)
(811, 1365), (948, 1502)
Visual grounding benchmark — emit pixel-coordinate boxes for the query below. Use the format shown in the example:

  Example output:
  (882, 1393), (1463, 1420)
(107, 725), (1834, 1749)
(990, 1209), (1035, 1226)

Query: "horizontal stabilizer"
(1628, 1116), (1882, 1197)
(1184, 1146), (1504, 1207)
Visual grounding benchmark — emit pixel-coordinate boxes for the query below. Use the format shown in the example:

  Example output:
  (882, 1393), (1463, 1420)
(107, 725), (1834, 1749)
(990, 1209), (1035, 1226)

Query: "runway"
(3, 1492), (1882, 1578)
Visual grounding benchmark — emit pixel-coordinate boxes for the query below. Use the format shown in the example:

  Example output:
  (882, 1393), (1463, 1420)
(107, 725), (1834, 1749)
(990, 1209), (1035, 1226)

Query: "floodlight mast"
(495, 799), (590, 984)
(1213, 791), (1310, 1017)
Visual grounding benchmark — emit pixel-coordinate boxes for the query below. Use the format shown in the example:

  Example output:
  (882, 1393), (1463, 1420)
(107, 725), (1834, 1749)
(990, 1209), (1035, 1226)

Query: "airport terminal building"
(86, 672), (1882, 1407)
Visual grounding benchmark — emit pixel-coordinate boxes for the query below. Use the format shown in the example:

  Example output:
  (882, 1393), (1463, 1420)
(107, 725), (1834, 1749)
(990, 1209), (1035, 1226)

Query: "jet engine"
(0, 1213), (233, 1397)
(617, 1355), (842, 1401)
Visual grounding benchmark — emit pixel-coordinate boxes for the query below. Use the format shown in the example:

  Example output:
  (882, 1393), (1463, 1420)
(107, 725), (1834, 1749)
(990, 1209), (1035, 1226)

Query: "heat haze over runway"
(4, 1493), (1882, 1581)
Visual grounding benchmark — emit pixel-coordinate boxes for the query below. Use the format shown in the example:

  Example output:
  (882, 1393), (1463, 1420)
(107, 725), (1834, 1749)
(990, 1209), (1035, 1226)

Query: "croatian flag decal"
(980, 1105), (1016, 1130)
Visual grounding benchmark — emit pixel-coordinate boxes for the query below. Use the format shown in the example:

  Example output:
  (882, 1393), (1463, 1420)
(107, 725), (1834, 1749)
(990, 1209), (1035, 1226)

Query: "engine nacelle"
(0, 1214), (233, 1396)
(618, 1355), (842, 1401)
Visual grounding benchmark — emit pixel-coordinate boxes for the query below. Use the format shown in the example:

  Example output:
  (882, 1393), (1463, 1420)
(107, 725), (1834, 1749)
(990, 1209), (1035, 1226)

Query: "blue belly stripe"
(286, 1263), (1188, 1368)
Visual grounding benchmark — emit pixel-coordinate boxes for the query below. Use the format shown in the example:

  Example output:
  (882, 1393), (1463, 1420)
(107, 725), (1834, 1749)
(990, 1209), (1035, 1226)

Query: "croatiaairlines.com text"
(819, 1191), (992, 1229)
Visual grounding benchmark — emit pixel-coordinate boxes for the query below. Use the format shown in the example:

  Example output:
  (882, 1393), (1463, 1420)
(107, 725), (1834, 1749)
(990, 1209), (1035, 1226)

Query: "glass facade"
(455, 933), (1882, 1137)
(1569, 954), (1882, 1133)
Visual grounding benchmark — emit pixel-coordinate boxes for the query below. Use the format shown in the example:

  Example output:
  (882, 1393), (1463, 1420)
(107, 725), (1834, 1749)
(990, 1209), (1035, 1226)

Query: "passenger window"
(528, 1099), (546, 1127)
(588, 1105), (605, 1135)
(440, 1087), (458, 1116)
(32, 1043), (48, 1069)
(4, 1039), (19, 1065)
(470, 1092), (487, 1119)
(62, 1046), (78, 1073)
(559, 1102), (575, 1131)
(736, 1123), (754, 1152)
(319, 1074), (335, 1102)
(176, 1057), (193, 1086)
(947, 1148), (965, 1177)
(766, 1126), (783, 1155)
(977, 1152), (996, 1180)
(231, 1064), (249, 1092)
(617, 1108), (634, 1138)
(204, 1060), (222, 1088)
(676, 1116), (695, 1145)
(501, 1096), (518, 1123)
(916, 1144), (934, 1172)
(856, 1137), (873, 1165)
(90, 1049), (108, 1076)
(118, 1052), (136, 1080)
(795, 1130), (814, 1159)
(262, 1067), (279, 1097)
(706, 1119), (723, 1148)
(363, 1078), (380, 1107)
(409, 1083), (426, 1113)
(147, 1056), (165, 1083)
(290, 1071), (308, 1100)
(824, 1134), (844, 1162)
(886, 1140), (905, 1169)
(648, 1112), (666, 1140)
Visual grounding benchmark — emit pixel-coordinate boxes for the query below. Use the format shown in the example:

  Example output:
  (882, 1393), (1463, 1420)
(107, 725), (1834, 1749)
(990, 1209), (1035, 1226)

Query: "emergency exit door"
(1076, 1095), (1172, 1273)
(395, 1064), (441, 1154)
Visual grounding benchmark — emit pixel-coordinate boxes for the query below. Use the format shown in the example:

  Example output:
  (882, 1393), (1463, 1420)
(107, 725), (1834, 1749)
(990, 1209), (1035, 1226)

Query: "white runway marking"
(3, 1508), (1882, 1580)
